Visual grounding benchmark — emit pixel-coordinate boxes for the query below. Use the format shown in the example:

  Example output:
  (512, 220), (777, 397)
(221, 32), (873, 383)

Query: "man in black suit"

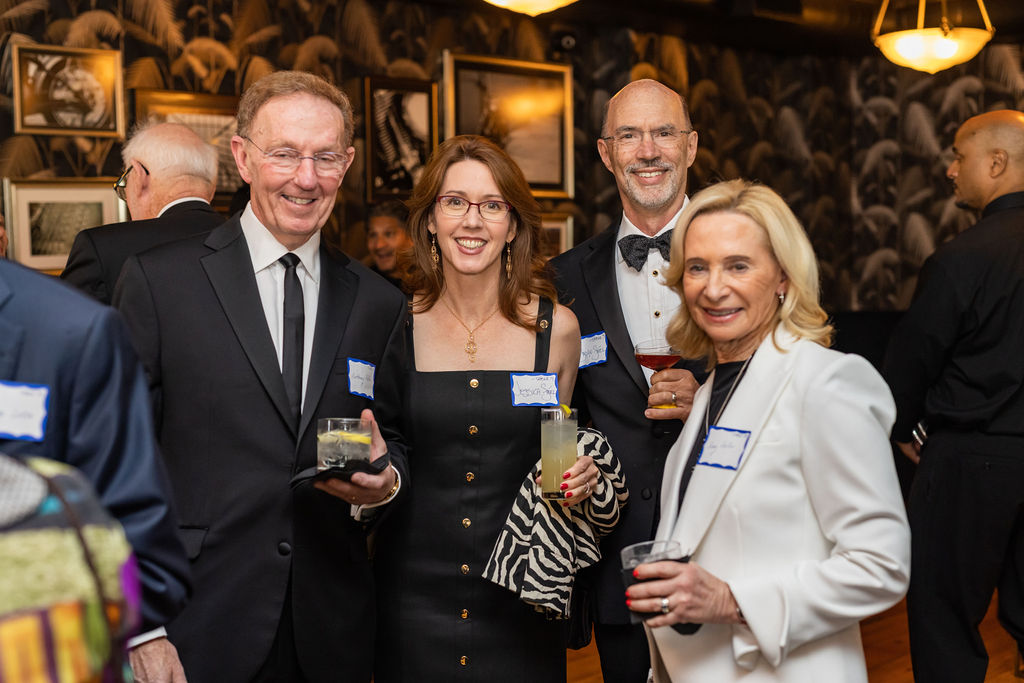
(114, 71), (408, 683)
(885, 109), (1024, 683)
(549, 79), (704, 682)
(61, 121), (224, 304)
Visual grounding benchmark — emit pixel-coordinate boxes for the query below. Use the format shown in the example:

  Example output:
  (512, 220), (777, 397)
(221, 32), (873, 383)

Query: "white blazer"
(647, 327), (910, 683)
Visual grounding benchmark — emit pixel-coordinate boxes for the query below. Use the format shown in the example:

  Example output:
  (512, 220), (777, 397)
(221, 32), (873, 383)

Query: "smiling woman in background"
(372, 135), (598, 682)
(626, 179), (910, 682)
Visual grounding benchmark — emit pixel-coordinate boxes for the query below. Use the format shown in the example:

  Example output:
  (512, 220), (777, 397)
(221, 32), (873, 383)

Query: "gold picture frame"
(540, 213), (574, 259)
(132, 88), (243, 205)
(12, 44), (125, 138)
(443, 51), (574, 199)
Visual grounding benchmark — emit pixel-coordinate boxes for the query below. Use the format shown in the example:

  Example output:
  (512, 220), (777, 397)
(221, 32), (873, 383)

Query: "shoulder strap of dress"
(533, 296), (554, 373)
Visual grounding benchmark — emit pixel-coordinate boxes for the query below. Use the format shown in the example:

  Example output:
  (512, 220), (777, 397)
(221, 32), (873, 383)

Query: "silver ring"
(660, 597), (670, 614)
(671, 391), (677, 405)
(584, 481), (591, 495)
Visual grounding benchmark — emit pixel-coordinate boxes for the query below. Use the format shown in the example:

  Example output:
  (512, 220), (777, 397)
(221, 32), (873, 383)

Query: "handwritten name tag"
(0, 380), (49, 442)
(347, 358), (375, 400)
(696, 426), (750, 471)
(579, 332), (608, 368)
(510, 373), (559, 406)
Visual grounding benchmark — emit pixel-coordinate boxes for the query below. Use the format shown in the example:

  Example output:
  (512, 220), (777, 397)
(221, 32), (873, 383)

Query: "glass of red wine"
(634, 340), (682, 408)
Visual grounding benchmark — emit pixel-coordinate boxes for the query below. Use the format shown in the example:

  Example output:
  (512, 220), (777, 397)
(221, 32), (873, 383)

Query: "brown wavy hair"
(400, 135), (556, 330)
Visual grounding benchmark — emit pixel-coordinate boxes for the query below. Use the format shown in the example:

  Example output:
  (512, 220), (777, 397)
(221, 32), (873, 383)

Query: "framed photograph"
(133, 89), (243, 203)
(364, 76), (438, 203)
(540, 213), (574, 259)
(12, 44), (125, 138)
(3, 178), (126, 271)
(443, 52), (573, 199)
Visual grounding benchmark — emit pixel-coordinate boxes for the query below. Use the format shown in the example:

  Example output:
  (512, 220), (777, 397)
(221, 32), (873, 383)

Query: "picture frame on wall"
(3, 178), (126, 272)
(540, 213), (574, 259)
(12, 44), (125, 138)
(443, 51), (573, 199)
(364, 76), (439, 203)
(132, 88), (243, 206)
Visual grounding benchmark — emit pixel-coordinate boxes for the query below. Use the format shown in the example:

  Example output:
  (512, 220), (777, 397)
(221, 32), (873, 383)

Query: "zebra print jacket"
(483, 428), (628, 618)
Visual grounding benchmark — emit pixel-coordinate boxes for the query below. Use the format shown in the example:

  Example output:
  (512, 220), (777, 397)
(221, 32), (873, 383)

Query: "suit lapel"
(298, 247), (356, 439)
(665, 330), (800, 556)
(581, 225), (648, 395)
(0, 272), (22, 380)
(201, 219), (296, 436)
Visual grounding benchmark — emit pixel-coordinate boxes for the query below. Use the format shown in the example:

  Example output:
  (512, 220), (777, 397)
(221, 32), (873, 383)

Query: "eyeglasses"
(113, 162), (149, 201)
(242, 136), (349, 177)
(435, 195), (512, 222)
(600, 128), (692, 150)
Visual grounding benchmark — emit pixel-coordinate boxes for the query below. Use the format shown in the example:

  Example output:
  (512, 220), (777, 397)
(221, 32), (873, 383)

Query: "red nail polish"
(563, 472), (571, 479)
(562, 501), (570, 507)
(560, 483), (568, 490)
(565, 491), (573, 498)
(625, 599), (632, 607)
(633, 568), (639, 579)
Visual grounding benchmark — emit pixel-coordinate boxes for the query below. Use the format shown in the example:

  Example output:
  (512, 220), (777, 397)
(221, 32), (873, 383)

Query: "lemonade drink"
(541, 407), (577, 499)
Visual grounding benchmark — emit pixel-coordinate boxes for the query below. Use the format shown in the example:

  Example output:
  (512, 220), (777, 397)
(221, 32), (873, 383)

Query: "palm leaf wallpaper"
(2, 0), (1022, 312)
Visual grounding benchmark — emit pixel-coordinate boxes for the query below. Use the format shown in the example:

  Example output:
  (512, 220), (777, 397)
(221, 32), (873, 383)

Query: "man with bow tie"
(550, 79), (707, 682)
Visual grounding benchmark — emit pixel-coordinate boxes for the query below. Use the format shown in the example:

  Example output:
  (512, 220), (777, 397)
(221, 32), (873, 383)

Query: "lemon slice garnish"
(337, 432), (371, 444)
(559, 403), (572, 417)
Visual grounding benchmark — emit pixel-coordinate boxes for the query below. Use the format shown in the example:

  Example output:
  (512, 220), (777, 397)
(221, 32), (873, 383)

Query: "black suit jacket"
(549, 222), (706, 624)
(113, 217), (409, 683)
(0, 259), (190, 631)
(61, 200), (225, 304)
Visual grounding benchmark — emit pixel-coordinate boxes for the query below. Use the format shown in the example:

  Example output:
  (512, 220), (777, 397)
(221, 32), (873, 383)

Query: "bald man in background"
(62, 121), (225, 304)
(884, 110), (1024, 683)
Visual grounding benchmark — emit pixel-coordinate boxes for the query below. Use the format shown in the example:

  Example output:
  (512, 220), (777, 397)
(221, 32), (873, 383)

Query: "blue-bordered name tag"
(510, 372), (559, 406)
(0, 380), (49, 442)
(579, 332), (608, 368)
(696, 426), (750, 470)
(347, 358), (375, 399)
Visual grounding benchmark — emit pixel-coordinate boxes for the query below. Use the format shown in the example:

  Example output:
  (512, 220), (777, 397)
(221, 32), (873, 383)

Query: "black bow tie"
(618, 231), (673, 271)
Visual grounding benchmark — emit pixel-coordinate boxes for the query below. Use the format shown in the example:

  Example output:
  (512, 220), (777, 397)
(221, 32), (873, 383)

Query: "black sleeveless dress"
(374, 298), (566, 682)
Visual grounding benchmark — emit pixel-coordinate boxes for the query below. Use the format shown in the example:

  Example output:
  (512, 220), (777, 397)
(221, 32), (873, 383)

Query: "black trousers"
(907, 431), (1024, 683)
(593, 621), (651, 683)
(253, 581), (308, 683)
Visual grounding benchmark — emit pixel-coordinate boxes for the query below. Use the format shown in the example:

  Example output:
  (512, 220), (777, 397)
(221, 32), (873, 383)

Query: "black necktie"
(618, 230), (673, 271)
(279, 253), (304, 425)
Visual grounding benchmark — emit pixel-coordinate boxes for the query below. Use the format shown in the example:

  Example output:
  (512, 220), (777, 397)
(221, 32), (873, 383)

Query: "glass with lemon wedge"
(316, 417), (372, 471)
(540, 405), (578, 499)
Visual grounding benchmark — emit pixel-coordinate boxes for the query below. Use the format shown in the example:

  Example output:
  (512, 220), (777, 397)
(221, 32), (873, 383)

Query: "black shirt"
(678, 359), (749, 506)
(884, 190), (1024, 440)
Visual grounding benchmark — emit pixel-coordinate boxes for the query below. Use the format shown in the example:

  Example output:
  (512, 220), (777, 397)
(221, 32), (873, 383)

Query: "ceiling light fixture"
(872, 0), (995, 74)
(482, 0), (578, 17)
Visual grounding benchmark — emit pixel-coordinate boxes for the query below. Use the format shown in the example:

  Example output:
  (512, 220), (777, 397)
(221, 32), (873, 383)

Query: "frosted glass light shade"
(482, 0), (578, 16)
(875, 25), (993, 74)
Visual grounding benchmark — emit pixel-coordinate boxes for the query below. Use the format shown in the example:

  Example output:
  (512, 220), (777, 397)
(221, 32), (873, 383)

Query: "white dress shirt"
(240, 204), (320, 404)
(615, 200), (688, 385)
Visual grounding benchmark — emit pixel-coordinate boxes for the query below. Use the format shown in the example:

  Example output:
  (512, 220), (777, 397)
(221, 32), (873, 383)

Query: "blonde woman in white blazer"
(625, 180), (910, 682)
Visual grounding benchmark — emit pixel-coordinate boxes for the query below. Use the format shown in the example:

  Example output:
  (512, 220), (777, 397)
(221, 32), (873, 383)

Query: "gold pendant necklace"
(441, 298), (500, 363)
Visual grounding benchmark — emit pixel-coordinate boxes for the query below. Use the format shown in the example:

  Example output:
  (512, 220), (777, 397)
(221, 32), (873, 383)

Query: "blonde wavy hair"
(664, 179), (832, 365)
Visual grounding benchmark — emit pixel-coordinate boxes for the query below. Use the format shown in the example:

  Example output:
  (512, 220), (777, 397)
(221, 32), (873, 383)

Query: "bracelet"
(376, 467), (400, 504)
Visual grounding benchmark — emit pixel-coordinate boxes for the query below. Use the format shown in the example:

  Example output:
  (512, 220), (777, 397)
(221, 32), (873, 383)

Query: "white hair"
(122, 119), (218, 185)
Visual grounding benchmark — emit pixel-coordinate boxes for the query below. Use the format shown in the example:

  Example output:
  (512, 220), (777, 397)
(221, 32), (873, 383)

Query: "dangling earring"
(430, 234), (439, 271)
(505, 242), (512, 279)
(778, 292), (785, 304)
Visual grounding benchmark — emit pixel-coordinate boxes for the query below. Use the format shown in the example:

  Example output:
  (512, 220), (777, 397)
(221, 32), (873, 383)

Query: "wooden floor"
(568, 595), (1022, 682)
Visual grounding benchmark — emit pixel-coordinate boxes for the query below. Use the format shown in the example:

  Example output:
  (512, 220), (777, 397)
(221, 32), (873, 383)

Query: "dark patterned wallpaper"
(1, 0), (1021, 311)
